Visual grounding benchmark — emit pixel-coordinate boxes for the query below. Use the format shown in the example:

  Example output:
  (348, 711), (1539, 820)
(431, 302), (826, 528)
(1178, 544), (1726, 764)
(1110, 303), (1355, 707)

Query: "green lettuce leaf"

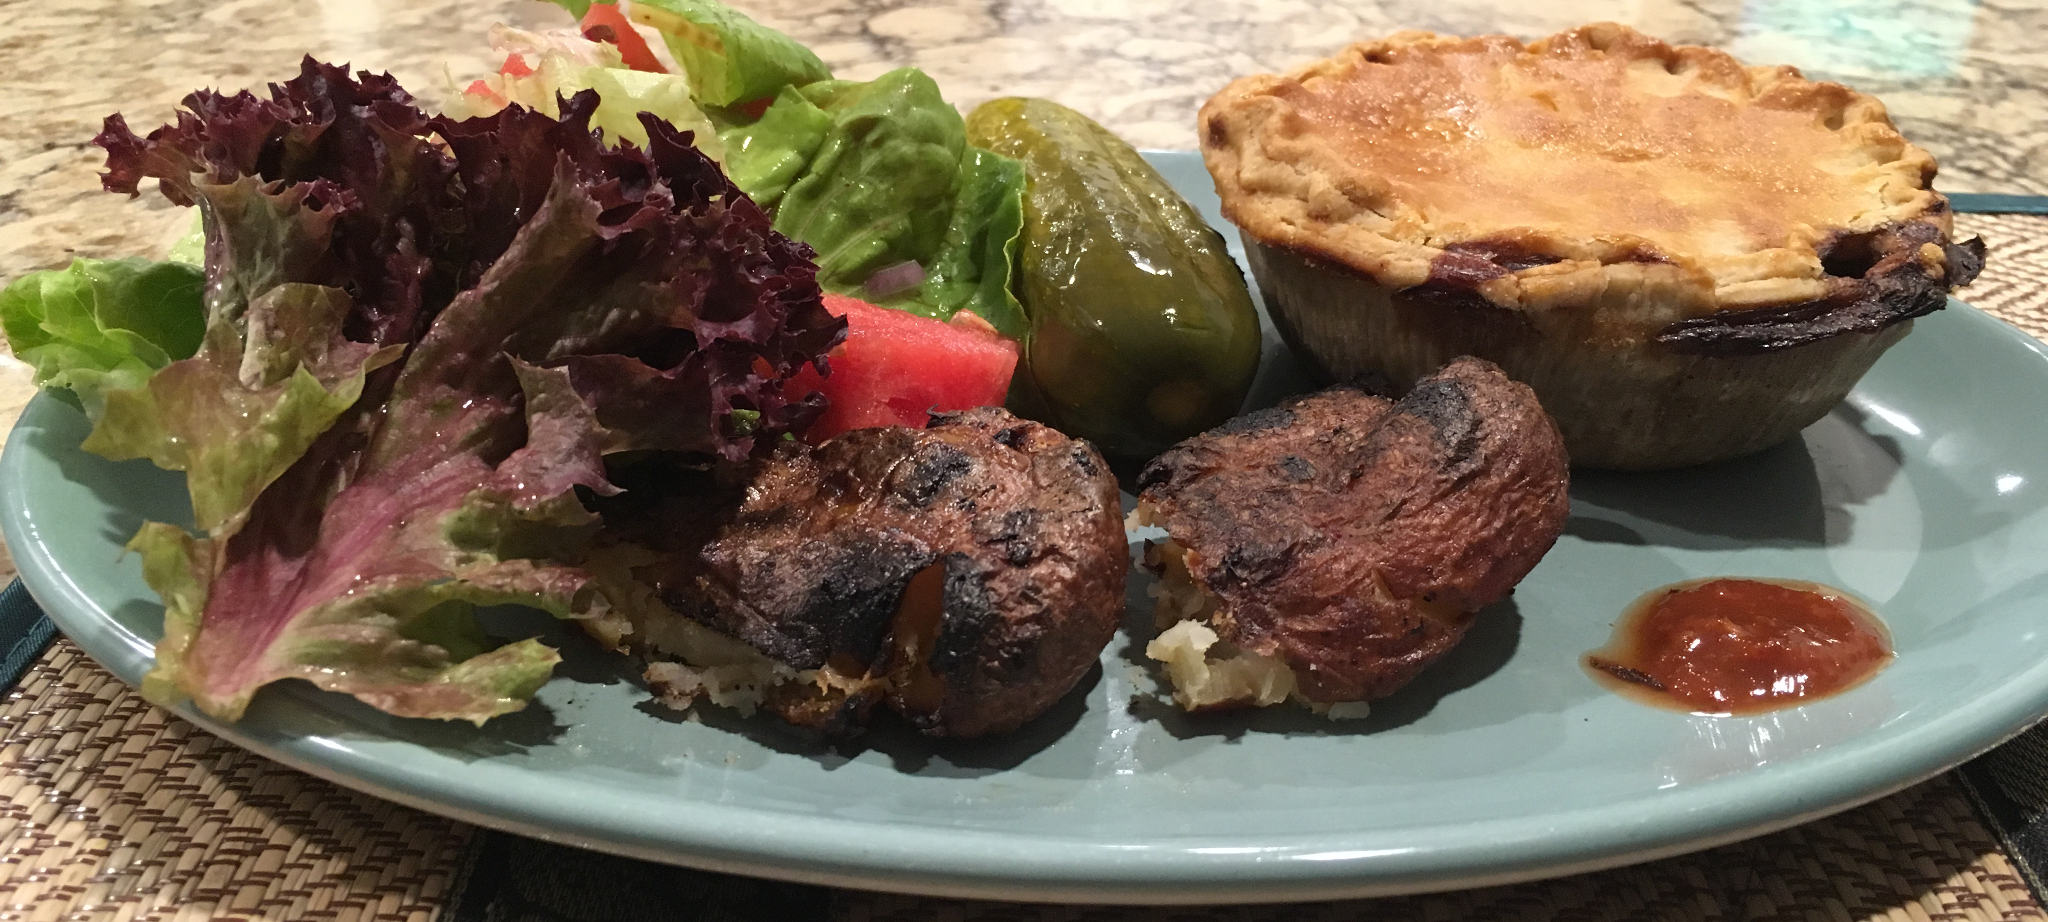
(769, 68), (965, 289)
(913, 146), (1026, 338)
(134, 358), (606, 723)
(582, 65), (721, 153)
(445, 25), (724, 158)
(721, 70), (1027, 336)
(601, 0), (831, 107)
(0, 258), (204, 417)
(716, 84), (831, 210)
(85, 281), (401, 534)
(166, 213), (206, 265)
(544, 2), (1028, 336)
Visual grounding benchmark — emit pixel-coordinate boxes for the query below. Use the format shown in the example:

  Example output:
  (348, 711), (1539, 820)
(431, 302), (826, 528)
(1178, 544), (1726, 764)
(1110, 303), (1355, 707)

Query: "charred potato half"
(1136, 357), (1570, 714)
(589, 407), (1127, 739)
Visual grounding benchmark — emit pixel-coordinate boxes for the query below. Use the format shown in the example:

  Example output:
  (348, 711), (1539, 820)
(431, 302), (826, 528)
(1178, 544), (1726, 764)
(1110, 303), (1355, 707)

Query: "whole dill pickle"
(965, 98), (1261, 462)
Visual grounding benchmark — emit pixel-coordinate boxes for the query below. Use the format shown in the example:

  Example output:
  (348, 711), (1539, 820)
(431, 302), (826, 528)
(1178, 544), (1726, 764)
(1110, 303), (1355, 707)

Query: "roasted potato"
(590, 407), (1127, 738)
(1135, 357), (1570, 713)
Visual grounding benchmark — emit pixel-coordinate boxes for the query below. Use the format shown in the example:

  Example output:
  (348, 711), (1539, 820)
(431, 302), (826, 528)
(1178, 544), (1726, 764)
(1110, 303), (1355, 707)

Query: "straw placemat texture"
(1956, 214), (2048, 339)
(2, 642), (467, 922)
(1, 213), (2045, 922)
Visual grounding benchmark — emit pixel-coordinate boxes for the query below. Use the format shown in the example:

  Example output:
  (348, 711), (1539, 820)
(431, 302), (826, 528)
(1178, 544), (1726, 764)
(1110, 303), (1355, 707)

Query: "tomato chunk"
(580, 3), (667, 73)
(463, 80), (507, 106)
(791, 294), (1019, 441)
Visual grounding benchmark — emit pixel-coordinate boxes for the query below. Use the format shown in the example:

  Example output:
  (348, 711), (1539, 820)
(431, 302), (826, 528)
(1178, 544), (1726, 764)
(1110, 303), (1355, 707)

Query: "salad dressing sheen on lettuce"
(4, 60), (841, 723)
(727, 70), (1027, 337)
(540, 0), (1027, 336)
(0, 0), (1031, 723)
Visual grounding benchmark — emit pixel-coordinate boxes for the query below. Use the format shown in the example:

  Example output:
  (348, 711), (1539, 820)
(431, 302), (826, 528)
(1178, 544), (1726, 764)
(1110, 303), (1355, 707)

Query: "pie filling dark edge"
(1404, 216), (1987, 356)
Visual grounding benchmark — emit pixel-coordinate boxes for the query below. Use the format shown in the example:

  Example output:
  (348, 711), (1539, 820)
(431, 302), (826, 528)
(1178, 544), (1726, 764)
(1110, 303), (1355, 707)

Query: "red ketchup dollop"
(1585, 578), (1893, 715)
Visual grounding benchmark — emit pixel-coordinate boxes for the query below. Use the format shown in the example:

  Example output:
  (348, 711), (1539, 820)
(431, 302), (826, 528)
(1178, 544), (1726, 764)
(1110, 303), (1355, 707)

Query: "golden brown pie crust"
(1199, 23), (1985, 469)
(1200, 22), (1975, 339)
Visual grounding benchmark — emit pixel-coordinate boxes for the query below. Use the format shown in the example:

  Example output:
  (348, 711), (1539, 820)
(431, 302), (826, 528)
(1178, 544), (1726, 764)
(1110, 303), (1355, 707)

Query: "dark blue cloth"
(0, 579), (57, 695)
(1958, 734), (2048, 896)
(1952, 193), (2048, 215)
(447, 832), (831, 922)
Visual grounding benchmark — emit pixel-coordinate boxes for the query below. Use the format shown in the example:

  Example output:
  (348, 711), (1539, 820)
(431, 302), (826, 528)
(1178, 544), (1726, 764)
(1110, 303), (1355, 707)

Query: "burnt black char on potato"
(1135, 356), (1570, 711)
(622, 407), (1127, 739)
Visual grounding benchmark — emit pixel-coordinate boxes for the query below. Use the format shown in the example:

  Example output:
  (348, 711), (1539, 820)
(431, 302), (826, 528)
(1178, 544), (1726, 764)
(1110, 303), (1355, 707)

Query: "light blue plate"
(7, 152), (2048, 904)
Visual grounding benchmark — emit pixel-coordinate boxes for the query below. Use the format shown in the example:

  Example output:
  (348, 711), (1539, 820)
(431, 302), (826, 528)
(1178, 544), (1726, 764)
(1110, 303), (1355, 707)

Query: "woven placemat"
(3, 213), (2045, 921)
(2, 643), (467, 921)
(1960, 215), (2048, 338)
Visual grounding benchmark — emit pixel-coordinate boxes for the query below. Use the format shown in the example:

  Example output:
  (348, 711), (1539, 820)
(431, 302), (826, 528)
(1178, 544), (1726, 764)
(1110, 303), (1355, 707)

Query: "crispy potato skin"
(658, 408), (1127, 738)
(1137, 357), (1570, 703)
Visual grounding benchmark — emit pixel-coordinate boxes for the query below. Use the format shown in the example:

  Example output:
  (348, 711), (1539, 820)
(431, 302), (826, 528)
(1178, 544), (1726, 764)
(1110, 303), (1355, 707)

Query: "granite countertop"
(1, 0), (2045, 579)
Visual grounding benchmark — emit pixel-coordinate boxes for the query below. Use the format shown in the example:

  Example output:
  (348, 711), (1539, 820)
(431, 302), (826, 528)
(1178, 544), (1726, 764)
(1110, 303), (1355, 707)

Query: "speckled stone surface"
(0, 0), (2044, 578)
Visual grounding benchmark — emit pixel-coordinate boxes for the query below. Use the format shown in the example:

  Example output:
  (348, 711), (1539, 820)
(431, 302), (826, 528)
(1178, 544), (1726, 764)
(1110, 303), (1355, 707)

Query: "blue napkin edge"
(1952, 193), (2048, 215)
(0, 579), (57, 695)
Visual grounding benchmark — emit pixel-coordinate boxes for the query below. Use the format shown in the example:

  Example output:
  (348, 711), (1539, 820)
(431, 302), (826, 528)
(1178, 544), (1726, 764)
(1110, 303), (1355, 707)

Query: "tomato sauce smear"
(1585, 577), (1893, 715)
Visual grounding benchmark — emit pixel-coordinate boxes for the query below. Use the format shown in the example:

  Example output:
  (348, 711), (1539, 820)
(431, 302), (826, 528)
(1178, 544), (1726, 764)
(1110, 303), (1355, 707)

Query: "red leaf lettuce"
(90, 58), (841, 722)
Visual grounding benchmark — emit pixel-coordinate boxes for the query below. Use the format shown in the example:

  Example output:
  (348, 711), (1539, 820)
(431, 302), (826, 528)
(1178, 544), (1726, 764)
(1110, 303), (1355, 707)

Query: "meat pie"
(1135, 357), (1569, 714)
(586, 407), (1127, 738)
(1201, 25), (1983, 469)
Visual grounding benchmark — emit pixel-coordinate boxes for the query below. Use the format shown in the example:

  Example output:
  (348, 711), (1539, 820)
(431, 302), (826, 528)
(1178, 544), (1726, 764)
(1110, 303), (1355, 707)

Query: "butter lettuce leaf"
(767, 68), (963, 290)
(605, 0), (830, 107)
(166, 214), (206, 265)
(915, 146), (1026, 338)
(0, 258), (204, 418)
(716, 84), (831, 210)
(721, 69), (1026, 336)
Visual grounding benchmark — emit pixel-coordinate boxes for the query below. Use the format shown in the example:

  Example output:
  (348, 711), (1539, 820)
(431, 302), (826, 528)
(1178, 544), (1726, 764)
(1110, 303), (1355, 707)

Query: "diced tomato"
(732, 97), (774, 121)
(790, 294), (1019, 442)
(580, 3), (667, 73)
(499, 53), (534, 77)
(463, 80), (507, 107)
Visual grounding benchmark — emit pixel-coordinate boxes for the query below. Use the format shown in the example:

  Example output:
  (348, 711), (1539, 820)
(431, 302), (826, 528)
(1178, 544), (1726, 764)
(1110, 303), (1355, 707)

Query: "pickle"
(965, 98), (1261, 462)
